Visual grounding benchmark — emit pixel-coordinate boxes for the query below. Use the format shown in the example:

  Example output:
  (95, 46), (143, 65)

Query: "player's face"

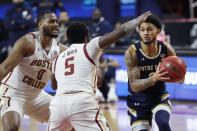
(139, 22), (160, 44)
(41, 13), (59, 38)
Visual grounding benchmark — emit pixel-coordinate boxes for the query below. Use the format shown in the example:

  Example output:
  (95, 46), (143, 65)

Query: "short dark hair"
(66, 22), (89, 44)
(140, 14), (163, 30)
(37, 10), (54, 24)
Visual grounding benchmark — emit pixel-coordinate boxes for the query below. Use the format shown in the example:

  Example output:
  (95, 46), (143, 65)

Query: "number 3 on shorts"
(0, 96), (11, 112)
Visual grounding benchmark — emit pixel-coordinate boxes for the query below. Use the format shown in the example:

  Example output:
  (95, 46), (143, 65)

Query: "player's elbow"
(130, 83), (140, 93)
(51, 79), (57, 90)
(51, 83), (57, 90)
(132, 87), (140, 93)
(0, 65), (9, 81)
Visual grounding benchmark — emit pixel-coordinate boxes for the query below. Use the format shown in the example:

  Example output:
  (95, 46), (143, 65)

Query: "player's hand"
(122, 11), (151, 34)
(136, 11), (151, 23)
(152, 63), (170, 82)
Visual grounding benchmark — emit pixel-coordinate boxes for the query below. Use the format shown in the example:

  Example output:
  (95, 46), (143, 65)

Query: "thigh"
(127, 107), (151, 130)
(48, 116), (72, 131)
(71, 107), (110, 131)
(48, 116), (73, 131)
(48, 95), (73, 131)
(0, 93), (23, 130)
(25, 91), (52, 122)
(0, 86), (25, 121)
(71, 93), (110, 131)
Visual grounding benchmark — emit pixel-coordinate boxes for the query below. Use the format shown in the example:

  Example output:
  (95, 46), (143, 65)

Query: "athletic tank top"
(2, 32), (60, 92)
(127, 41), (169, 109)
(52, 37), (102, 96)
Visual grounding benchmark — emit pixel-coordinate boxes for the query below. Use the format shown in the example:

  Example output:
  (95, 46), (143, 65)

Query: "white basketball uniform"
(48, 37), (111, 131)
(0, 31), (60, 122)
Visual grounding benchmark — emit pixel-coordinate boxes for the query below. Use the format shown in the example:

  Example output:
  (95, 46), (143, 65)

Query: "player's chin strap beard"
(143, 39), (157, 45)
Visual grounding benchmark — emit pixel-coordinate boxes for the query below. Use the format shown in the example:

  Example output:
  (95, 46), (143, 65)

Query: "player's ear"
(85, 35), (89, 43)
(157, 29), (161, 34)
(136, 26), (140, 33)
(37, 21), (42, 28)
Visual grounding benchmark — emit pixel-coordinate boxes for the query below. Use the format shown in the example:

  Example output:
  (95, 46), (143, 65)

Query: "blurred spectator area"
(0, 0), (197, 49)
(164, 19), (197, 48)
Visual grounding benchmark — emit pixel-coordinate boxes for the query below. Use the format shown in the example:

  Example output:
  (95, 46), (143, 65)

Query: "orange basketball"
(160, 56), (187, 82)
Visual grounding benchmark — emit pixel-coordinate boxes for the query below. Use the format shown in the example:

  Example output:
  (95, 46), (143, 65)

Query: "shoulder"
(91, 37), (101, 43)
(163, 42), (176, 56)
(89, 37), (102, 48)
(58, 43), (68, 53)
(125, 44), (136, 57)
(125, 44), (136, 64)
(14, 33), (35, 56)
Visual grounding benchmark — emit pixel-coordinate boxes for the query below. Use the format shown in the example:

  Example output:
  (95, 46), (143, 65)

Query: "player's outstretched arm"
(125, 46), (169, 93)
(0, 34), (35, 81)
(98, 12), (151, 49)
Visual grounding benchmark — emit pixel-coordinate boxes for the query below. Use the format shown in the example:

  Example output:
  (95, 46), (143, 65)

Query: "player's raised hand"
(136, 11), (151, 23)
(122, 11), (151, 34)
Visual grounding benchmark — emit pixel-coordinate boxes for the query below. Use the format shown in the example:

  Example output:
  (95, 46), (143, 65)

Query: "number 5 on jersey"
(65, 56), (74, 76)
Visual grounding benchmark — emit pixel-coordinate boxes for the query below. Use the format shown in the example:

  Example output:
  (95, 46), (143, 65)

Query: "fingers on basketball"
(159, 56), (187, 82)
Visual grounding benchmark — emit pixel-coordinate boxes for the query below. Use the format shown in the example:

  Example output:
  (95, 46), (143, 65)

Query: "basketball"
(160, 56), (187, 82)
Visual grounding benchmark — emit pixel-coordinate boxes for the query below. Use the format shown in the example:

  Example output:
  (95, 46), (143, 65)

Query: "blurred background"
(1, 0), (197, 131)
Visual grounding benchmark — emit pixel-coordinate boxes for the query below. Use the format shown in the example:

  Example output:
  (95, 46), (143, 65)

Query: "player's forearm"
(0, 66), (7, 81)
(99, 28), (127, 49)
(99, 19), (140, 49)
(130, 76), (156, 93)
(0, 64), (13, 81)
(122, 18), (140, 34)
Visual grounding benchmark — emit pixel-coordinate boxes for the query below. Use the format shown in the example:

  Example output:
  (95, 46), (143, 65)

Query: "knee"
(155, 110), (170, 128)
(3, 124), (20, 131)
(2, 111), (21, 131)
(156, 118), (169, 128)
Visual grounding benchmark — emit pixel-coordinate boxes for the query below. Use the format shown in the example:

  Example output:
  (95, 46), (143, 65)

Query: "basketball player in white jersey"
(48, 12), (151, 131)
(0, 10), (67, 131)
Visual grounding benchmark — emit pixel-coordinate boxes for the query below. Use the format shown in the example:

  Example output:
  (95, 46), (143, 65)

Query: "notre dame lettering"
(138, 65), (158, 72)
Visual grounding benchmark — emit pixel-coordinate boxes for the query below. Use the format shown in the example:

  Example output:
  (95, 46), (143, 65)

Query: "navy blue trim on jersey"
(127, 41), (168, 110)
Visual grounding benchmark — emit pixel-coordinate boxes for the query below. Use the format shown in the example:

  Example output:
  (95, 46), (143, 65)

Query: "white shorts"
(48, 92), (111, 131)
(0, 84), (52, 122)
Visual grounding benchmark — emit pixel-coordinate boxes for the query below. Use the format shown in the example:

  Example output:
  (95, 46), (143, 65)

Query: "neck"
(141, 40), (158, 56)
(39, 33), (53, 49)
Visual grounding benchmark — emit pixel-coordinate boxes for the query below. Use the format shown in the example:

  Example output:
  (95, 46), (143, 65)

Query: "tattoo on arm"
(125, 49), (156, 93)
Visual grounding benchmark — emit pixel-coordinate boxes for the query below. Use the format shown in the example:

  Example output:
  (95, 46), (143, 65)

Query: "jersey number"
(37, 69), (46, 80)
(65, 56), (74, 76)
